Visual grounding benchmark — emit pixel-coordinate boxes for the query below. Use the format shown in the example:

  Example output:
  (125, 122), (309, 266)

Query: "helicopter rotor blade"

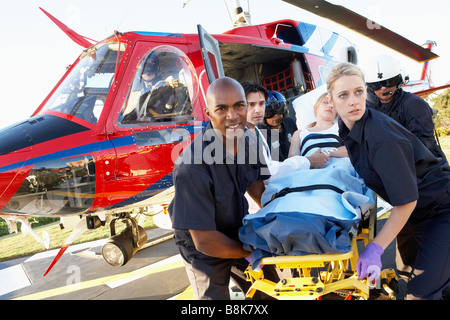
(282, 0), (438, 62)
(39, 7), (96, 48)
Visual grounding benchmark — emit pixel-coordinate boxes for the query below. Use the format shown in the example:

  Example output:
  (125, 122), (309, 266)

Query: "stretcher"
(244, 204), (398, 300)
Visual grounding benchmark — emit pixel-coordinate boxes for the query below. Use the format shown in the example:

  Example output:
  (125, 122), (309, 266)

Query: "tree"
(428, 87), (450, 135)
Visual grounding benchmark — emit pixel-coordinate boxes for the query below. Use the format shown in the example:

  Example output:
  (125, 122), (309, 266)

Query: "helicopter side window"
(119, 46), (194, 126)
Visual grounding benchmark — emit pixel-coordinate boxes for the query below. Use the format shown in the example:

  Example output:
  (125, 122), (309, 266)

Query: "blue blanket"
(239, 163), (374, 270)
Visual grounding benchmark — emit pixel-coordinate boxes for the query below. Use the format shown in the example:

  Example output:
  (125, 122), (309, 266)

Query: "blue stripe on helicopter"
(321, 32), (339, 55)
(0, 124), (203, 173)
(296, 22), (344, 59)
(297, 22), (317, 44)
(101, 173), (175, 211)
(0, 137), (132, 174)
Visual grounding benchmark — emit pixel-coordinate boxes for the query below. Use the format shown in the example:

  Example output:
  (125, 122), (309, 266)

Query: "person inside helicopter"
(120, 50), (192, 124)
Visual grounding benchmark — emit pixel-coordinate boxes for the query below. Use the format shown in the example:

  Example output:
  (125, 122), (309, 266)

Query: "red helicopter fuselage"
(1, 19), (353, 220)
(0, 2), (442, 274)
(0, 32), (207, 218)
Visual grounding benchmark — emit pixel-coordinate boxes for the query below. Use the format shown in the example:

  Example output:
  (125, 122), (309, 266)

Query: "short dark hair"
(241, 81), (268, 100)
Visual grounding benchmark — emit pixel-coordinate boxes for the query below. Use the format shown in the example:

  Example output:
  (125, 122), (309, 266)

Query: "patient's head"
(307, 93), (336, 128)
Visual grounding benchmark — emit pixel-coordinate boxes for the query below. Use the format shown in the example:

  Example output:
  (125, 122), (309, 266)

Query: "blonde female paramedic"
(327, 62), (450, 300)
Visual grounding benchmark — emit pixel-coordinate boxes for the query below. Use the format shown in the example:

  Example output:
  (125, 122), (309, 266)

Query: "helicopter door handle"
(104, 172), (122, 181)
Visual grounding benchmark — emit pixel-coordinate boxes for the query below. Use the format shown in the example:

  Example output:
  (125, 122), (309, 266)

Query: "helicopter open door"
(198, 24), (225, 83)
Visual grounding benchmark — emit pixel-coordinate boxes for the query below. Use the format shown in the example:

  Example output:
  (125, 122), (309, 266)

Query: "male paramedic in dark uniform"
(365, 54), (447, 162)
(168, 77), (275, 300)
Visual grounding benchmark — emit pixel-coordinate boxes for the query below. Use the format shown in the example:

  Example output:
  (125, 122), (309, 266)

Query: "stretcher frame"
(244, 204), (380, 300)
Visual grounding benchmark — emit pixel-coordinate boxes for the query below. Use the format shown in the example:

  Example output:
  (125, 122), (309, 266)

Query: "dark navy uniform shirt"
(168, 122), (270, 245)
(339, 108), (450, 221)
(367, 89), (447, 161)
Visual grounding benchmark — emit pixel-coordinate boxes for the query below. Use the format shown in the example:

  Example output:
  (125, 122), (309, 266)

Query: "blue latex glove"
(356, 242), (384, 282)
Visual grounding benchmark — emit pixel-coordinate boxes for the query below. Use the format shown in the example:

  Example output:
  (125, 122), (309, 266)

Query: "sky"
(0, 0), (448, 129)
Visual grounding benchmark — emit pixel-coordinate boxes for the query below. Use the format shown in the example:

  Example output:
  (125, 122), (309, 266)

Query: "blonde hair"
(307, 92), (329, 128)
(327, 62), (365, 99)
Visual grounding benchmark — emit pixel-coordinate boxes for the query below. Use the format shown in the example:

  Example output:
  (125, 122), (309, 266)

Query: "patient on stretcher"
(239, 93), (375, 270)
(289, 92), (349, 168)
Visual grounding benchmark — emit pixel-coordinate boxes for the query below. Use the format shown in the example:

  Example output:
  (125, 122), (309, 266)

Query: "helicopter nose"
(0, 120), (34, 156)
(0, 113), (99, 216)
(0, 114), (90, 164)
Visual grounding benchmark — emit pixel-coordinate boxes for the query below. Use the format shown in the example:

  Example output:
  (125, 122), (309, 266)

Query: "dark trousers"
(178, 244), (279, 300)
(396, 211), (450, 300)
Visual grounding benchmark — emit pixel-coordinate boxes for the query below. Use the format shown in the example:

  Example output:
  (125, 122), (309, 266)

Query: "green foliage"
(0, 220), (8, 237)
(0, 217), (59, 237)
(0, 215), (156, 261)
(428, 88), (450, 135)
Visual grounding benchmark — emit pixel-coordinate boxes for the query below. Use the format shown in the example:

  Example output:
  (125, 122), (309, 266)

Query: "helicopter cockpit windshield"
(118, 45), (195, 125)
(38, 42), (125, 125)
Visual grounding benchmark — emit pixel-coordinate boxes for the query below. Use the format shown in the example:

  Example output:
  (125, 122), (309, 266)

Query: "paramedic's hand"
(307, 149), (329, 169)
(356, 242), (384, 282)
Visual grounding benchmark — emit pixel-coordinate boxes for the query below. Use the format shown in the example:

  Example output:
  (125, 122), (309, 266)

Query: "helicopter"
(0, 0), (445, 276)
(283, 0), (450, 99)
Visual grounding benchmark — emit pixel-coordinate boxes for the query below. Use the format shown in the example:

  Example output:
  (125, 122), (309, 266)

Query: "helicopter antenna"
(223, 0), (234, 25)
(230, 0), (251, 27)
(183, 0), (250, 28)
(182, 0), (191, 8)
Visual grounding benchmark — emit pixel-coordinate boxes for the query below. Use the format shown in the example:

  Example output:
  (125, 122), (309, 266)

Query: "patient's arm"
(288, 130), (329, 168)
(328, 146), (348, 158)
(307, 149), (329, 168)
(288, 130), (302, 157)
